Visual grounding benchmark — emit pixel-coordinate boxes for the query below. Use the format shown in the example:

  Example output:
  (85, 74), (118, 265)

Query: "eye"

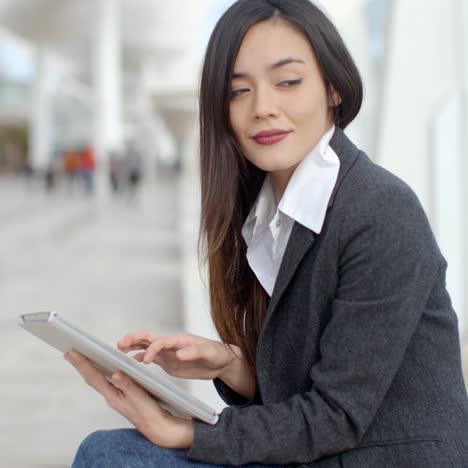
(278, 79), (303, 88)
(230, 88), (249, 99)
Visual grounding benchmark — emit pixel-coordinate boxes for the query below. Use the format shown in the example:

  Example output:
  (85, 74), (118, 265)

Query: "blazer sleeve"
(186, 181), (444, 466)
(212, 378), (262, 407)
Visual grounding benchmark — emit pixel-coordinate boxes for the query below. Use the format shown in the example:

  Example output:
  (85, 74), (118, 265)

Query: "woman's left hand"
(64, 350), (194, 449)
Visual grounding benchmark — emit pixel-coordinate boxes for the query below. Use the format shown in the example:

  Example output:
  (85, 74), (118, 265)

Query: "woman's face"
(229, 19), (339, 179)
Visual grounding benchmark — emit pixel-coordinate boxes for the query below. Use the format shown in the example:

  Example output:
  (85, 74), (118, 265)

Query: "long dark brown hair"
(198, 0), (363, 368)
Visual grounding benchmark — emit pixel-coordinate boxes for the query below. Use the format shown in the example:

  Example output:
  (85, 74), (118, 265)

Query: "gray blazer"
(187, 128), (468, 467)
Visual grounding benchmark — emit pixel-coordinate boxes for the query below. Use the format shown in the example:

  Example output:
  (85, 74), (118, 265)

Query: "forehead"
(233, 19), (315, 71)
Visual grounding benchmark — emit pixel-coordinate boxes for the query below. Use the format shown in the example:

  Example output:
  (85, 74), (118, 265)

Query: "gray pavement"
(0, 173), (187, 467)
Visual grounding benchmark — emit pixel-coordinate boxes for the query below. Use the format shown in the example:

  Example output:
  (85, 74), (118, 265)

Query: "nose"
(252, 85), (279, 120)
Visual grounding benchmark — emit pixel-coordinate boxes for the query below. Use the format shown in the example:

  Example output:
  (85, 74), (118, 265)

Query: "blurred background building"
(0, 0), (466, 466)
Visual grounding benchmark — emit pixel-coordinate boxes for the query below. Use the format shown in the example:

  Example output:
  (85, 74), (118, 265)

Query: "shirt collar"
(278, 124), (339, 234)
(242, 125), (339, 242)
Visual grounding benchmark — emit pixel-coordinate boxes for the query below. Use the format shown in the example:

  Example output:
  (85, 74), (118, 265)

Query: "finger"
(132, 352), (145, 362)
(119, 343), (151, 353)
(110, 372), (150, 404)
(65, 351), (120, 400)
(117, 331), (158, 347)
(131, 351), (164, 366)
(118, 342), (152, 353)
(143, 335), (196, 364)
(111, 371), (136, 393)
(110, 372), (172, 425)
(117, 331), (158, 350)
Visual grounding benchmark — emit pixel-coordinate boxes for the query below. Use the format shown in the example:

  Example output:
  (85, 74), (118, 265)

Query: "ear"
(328, 85), (342, 107)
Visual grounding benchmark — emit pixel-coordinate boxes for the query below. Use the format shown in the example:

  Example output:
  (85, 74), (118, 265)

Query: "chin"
(246, 155), (297, 173)
(268, 160), (301, 173)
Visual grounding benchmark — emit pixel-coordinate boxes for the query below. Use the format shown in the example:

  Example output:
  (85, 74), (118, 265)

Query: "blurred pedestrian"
(44, 164), (55, 192)
(109, 151), (127, 194)
(21, 160), (34, 190)
(64, 150), (82, 193)
(126, 143), (142, 200)
(81, 145), (95, 195)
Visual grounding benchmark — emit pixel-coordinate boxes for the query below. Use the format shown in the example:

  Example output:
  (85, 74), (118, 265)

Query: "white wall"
(323, 0), (466, 337)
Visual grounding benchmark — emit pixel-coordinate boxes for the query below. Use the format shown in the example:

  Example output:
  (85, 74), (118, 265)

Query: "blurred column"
(158, 101), (227, 412)
(328, 3), (373, 154)
(178, 113), (228, 413)
(93, 0), (123, 192)
(375, 0), (459, 212)
(29, 47), (54, 172)
(134, 62), (178, 172)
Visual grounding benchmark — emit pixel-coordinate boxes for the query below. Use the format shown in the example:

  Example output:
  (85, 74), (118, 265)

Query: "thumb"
(111, 371), (133, 391)
(111, 372), (149, 404)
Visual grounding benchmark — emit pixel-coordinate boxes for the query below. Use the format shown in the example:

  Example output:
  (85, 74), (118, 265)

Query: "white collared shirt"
(241, 125), (340, 296)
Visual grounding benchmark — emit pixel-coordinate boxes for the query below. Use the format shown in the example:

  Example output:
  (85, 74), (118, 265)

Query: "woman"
(67, 0), (468, 466)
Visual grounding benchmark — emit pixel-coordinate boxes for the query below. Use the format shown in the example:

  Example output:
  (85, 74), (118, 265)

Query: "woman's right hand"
(116, 331), (239, 381)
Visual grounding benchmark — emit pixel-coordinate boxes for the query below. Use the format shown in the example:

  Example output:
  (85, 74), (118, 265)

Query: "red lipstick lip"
(252, 129), (290, 138)
(252, 129), (291, 146)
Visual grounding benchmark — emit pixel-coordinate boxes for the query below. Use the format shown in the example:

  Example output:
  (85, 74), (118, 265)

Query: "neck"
(270, 164), (298, 201)
(270, 122), (335, 200)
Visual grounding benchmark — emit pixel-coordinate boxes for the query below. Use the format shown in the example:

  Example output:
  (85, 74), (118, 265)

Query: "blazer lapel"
(261, 222), (316, 334)
(259, 127), (361, 336)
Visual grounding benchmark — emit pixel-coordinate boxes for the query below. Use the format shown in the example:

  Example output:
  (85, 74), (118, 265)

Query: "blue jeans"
(71, 428), (283, 467)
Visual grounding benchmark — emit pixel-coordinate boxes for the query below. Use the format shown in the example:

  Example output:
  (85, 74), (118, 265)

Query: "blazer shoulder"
(339, 151), (424, 215)
(326, 152), (441, 262)
(332, 152), (444, 272)
(329, 128), (419, 211)
(329, 129), (428, 225)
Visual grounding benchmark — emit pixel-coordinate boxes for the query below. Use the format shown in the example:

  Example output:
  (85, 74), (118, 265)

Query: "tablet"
(19, 311), (219, 425)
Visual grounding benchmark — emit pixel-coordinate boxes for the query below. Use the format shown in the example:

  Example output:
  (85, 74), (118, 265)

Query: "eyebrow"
(231, 57), (305, 79)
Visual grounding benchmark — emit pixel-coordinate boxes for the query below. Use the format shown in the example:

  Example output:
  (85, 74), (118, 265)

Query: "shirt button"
(276, 220), (281, 227)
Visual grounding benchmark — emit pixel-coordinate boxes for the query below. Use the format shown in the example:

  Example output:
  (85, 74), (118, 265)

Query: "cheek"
(230, 112), (242, 143)
(229, 107), (250, 157)
(229, 105), (243, 139)
(302, 105), (326, 128)
(293, 86), (329, 125)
